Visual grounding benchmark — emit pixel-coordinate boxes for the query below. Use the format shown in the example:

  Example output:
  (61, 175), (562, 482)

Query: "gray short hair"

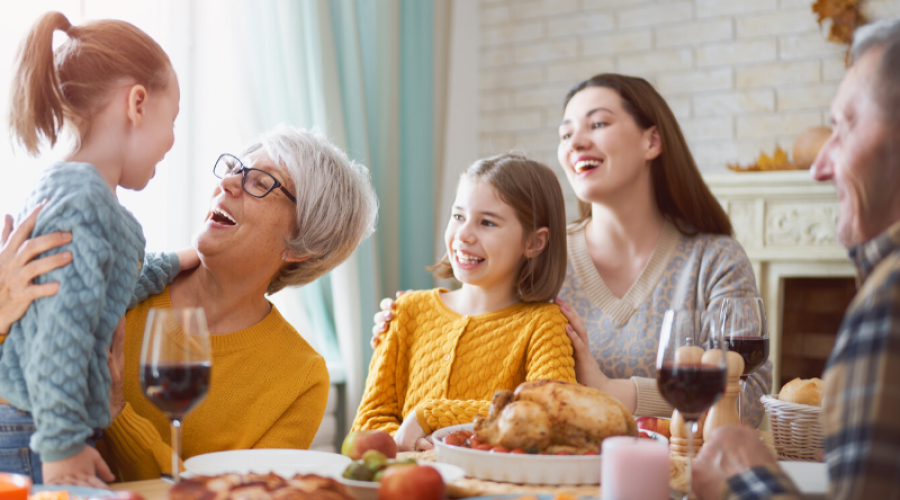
(850, 18), (900, 124)
(243, 124), (378, 294)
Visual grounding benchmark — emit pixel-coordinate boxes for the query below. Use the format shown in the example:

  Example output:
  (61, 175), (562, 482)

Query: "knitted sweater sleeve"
(25, 197), (114, 461)
(351, 313), (406, 435)
(255, 355), (330, 449)
(705, 238), (770, 428)
(129, 252), (180, 309)
(415, 308), (577, 434)
(632, 237), (771, 423)
(99, 403), (175, 482)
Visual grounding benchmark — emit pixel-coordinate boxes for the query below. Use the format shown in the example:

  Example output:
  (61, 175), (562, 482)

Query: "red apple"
(636, 416), (658, 433)
(636, 417), (672, 439)
(341, 430), (398, 460)
(378, 464), (446, 500)
(656, 418), (671, 438)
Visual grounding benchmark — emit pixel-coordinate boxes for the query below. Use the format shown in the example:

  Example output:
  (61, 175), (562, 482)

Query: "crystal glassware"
(140, 308), (212, 482)
(720, 297), (769, 423)
(656, 309), (728, 500)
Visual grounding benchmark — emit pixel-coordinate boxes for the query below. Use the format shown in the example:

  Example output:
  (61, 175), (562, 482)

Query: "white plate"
(183, 449), (351, 477)
(779, 461), (828, 495)
(433, 424), (604, 485)
(335, 462), (464, 500)
(31, 485), (118, 498)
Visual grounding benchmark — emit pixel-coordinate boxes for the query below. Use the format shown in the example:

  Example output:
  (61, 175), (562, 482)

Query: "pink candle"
(601, 436), (669, 500)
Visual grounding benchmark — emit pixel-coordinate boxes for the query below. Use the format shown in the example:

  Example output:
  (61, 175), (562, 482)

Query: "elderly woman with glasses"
(1, 125), (378, 481)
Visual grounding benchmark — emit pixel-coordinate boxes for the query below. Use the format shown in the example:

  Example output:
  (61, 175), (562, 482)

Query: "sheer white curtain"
(0, 1), (332, 395)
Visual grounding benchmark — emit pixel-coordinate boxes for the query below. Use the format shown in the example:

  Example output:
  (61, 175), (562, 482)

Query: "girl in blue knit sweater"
(0, 12), (194, 486)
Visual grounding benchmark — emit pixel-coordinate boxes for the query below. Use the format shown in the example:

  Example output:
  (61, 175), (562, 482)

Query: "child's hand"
(0, 203), (72, 336)
(555, 298), (608, 391)
(42, 445), (115, 488)
(370, 291), (411, 348)
(394, 413), (433, 452)
(176, 247), (200, 273)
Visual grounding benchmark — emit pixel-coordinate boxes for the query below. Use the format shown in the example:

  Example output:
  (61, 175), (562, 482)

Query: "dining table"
(107, 431), (795, 500)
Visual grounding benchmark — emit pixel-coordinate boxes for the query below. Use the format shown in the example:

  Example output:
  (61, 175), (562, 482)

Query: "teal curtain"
(241, 0), (437, 416)
(398, 0), (435, 290)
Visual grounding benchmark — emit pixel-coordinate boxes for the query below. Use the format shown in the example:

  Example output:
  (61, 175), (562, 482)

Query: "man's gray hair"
(243, 124), (378, 294)
(850, 18), (900, 123)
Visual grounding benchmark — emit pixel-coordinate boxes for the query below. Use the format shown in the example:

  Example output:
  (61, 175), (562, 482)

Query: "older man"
(692, 18), (900, 500)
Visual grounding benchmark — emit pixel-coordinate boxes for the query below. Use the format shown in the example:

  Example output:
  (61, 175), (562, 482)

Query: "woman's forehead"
(564, 86), (623, 117)
(245, 151), (295, 189)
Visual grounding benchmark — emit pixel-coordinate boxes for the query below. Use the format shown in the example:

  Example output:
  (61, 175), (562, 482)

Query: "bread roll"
(779, 377), (823, 406)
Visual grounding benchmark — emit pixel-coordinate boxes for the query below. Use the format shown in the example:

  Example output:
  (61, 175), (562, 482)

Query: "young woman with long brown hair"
(374, 74), (771, 426)
(553, 73), (770, 423)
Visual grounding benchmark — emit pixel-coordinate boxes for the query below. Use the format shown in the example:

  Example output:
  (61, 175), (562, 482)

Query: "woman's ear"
(282, 250), (311, 263)
(524, 227), (550, 259)
(126, 84), (148, 128)
(644, 125), (662, 161)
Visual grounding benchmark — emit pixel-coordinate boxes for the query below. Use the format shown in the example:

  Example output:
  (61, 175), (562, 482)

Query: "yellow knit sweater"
(352, 289), (576, 435)
(98, 288), (330, 481)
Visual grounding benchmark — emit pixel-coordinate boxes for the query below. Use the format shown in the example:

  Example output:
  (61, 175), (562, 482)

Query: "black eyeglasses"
(213, 153), (297, 204)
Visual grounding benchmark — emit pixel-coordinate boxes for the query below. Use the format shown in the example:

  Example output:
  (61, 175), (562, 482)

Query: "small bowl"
(335, 462), (464, 500)
(0, 473), (32, 500)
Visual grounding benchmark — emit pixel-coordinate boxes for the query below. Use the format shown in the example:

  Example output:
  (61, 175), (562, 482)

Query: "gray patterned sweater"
(0, 162), (179, 461)
(558, 219), (773, 426)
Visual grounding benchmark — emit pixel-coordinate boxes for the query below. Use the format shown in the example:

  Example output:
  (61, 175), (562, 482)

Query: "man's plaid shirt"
(721, 220), (900, 500)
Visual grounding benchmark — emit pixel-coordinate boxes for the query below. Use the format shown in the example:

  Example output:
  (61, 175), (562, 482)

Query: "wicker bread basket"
(761, 394), (824, 462)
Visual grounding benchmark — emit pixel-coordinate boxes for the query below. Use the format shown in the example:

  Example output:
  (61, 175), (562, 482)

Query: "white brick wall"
(476, 0), (900, 203)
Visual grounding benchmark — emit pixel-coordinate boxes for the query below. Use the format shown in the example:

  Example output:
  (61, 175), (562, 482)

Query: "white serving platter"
(433, 423), (605, 485)
(183, 448), (351, 478)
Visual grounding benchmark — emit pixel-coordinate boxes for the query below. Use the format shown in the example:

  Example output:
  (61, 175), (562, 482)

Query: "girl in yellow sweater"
(352, 153), (576, 451)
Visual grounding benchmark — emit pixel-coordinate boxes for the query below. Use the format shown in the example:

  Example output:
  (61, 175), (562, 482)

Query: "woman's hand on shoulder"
(107, 316), (127, 420)
(555, 298), (608, 391)
(0, 203), (72, 336)
(370, 290), (411, 349)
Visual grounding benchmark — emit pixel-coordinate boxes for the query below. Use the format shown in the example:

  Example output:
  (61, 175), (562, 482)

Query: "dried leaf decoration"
(727, 147), (796, 172)
(812, 0), (866, 46)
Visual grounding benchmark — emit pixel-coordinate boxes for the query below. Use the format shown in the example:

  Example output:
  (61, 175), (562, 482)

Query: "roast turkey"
(473, 380), (637, 453)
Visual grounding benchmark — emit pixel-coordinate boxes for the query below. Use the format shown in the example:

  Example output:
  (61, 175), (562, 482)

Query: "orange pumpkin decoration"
(792, 126), (833, 169)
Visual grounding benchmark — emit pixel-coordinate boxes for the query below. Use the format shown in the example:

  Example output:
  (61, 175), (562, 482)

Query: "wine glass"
(720, 297), (769, 424)
(140, 308), (212, 482)
(656, 310), (728, 500)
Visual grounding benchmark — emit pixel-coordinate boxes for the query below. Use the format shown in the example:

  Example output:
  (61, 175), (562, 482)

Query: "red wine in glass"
(141, 362), (211, 420)
(141, 308), (211, 483)
(727, 336), (770, 380)
(657, 362), (727, 419)
(656, 309), (728, 500)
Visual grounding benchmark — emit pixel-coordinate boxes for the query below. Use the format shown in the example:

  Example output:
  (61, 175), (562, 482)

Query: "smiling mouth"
(210, 207), (236, 226)
(574, 159), (601, 173)
(455, 250), (484, 266)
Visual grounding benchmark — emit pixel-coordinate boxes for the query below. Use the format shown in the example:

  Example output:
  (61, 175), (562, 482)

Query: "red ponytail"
(8, 11), (172, 155)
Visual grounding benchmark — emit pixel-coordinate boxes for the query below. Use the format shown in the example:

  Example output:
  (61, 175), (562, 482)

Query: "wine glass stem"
(171, 419), (182, 483)
(738, 379), (746, 424)
(685, 419), (698, 500)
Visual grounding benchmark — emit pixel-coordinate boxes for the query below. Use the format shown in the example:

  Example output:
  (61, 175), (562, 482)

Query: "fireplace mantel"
(704, 171), (855, 390)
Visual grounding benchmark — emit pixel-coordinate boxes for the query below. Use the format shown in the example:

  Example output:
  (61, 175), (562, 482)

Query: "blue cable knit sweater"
(0, 162), (180, 462)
